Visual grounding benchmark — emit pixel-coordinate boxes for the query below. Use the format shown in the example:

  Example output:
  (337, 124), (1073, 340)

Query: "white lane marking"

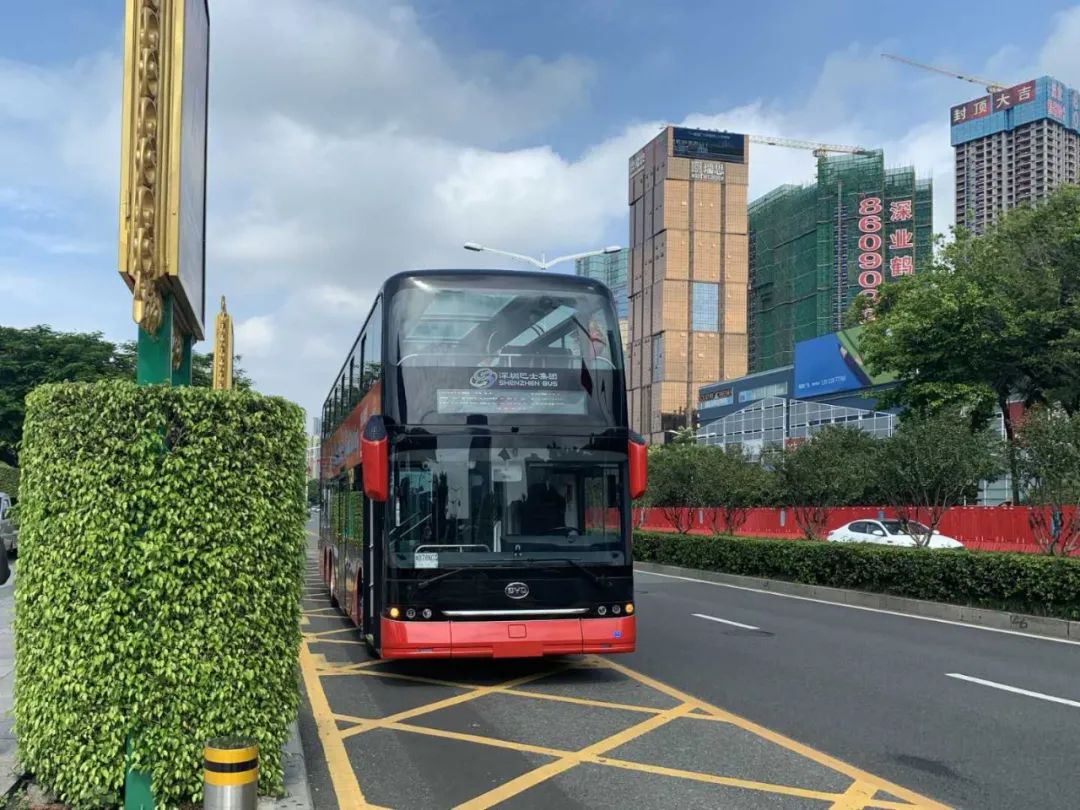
(635, 568), (1080, 647)
(692, 613), (761, 631)
(946, 673), (1080, 708)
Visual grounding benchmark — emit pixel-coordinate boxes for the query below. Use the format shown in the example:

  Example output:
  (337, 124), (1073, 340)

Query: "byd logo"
(504, 582), (529, 600)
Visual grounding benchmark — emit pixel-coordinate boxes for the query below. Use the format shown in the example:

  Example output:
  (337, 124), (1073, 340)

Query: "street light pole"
(463, 242), (621, 271)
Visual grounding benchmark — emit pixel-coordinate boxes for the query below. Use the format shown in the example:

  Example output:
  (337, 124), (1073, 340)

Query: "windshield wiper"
(414, 565), (503, 591)
(514, 557), (613, 588)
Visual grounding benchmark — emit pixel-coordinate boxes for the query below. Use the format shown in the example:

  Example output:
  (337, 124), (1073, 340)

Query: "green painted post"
(126, 293), (188, 810)
(125, 734), (154, 810)
(136, 292), (175, 386)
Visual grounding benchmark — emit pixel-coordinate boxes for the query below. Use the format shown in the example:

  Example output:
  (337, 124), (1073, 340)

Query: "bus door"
(362, 490), (385, 652)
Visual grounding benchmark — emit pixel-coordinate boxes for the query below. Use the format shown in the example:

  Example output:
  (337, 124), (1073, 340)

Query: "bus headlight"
(405, 608), (416, 619)
(389, 607), (400, 619)
(422, 608), (433, 619)
(625, 603), (634, 615)
(597, 605), (607, 616)
(612, 604), (621, 615)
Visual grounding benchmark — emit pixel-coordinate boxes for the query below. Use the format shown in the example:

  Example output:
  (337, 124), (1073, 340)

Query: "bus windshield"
(387, 276), (624, 426)
(387, 435), (626, 570)
(391, 279), (620, 370)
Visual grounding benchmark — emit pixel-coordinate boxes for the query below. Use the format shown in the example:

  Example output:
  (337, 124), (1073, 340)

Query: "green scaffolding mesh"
(748, 151), (932, 373)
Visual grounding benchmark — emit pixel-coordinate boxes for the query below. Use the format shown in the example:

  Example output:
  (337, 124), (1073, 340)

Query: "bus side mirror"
(628, 433), (647, 500)
(362, 415), (389, 502)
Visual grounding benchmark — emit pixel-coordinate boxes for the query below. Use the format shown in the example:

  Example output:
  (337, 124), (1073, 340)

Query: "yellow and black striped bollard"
(204, 738), (258, 810)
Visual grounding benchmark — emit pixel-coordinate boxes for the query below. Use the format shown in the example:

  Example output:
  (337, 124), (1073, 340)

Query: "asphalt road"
(296, 522), (1078, 809)
(627, 568), (1080, 810)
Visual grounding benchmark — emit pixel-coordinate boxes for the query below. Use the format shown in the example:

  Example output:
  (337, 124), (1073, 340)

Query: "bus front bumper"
(379, 616), (636, 659)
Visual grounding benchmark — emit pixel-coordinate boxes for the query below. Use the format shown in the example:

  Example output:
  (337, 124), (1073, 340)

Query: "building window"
(652, 334), (664, 383)
(691, 282), (719, 332)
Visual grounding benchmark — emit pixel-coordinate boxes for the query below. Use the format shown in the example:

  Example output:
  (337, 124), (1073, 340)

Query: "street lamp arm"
(543, 246), (622, 269)
(463, 244), (545, 269)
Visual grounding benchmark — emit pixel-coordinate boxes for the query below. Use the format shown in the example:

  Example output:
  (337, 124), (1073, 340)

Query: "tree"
(0, 326), (130, 465)
(877, 409), (1002, 547)
(1017, 406), (1080, 556)
(861, 186), (1080, 501)
(0, 327), (256, 465)
(698, 445), (774, 536)
(643, 444), (708, 533)
(766, 426), (884, 539)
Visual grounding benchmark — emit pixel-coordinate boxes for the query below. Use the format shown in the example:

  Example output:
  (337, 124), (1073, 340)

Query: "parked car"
(827, 519), (964, 550)
(0, 493), (14, 555)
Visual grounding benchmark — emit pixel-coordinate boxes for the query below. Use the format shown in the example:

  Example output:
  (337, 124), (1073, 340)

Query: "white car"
(827, 519), (964, 550)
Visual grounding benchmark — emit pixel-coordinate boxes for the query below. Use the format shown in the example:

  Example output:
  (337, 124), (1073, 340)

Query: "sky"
(3, 0), (1080, 425)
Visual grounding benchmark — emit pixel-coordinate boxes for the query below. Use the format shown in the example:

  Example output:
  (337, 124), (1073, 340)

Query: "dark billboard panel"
(793, 327), (895, 397)
(174, 0), (209, 338)
(671, 127), (745, 163)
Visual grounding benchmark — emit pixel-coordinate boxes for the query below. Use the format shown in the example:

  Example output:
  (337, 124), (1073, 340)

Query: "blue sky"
(2, 0), (1079, 420)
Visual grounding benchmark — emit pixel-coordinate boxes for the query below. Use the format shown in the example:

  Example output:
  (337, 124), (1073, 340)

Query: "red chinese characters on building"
(857, 196), (884, 297)
(887, 198), (915, 277)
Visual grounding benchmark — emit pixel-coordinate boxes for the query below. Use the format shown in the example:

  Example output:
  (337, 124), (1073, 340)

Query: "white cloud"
(7, 0), (1080, 421)
(234, 315), (274, 357)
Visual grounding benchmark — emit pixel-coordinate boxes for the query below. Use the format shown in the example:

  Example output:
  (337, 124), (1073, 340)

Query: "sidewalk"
(0, 561), (16, 796)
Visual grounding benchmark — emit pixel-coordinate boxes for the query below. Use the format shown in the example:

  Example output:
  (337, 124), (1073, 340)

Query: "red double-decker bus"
(318, 270), (646, 659)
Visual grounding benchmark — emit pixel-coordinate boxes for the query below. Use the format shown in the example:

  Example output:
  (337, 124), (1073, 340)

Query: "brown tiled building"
(626, 126), (749, 443)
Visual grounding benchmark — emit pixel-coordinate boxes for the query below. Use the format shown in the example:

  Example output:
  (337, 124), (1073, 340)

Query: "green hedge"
(15, 381), (306, 808)
(634, 532), (1080, 620)
(0, 462), (17, 499)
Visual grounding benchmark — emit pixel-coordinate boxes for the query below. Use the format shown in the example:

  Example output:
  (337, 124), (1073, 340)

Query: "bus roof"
(381, 268), (612, 297)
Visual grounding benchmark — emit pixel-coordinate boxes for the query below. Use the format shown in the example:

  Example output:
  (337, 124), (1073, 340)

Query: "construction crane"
(748, 134), (874, 159)
(881, 53), (1006, 93)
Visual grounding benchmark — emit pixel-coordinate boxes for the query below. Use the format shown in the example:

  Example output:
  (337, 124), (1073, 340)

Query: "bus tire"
(328, 562), (339, 609)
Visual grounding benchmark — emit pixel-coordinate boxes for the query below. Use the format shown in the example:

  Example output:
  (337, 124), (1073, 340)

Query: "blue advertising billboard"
(671, 128), (746, 163)
(793, 327), (895, 397)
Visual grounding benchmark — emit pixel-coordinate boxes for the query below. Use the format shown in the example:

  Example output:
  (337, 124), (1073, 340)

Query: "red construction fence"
(632, 506), (1080, 555)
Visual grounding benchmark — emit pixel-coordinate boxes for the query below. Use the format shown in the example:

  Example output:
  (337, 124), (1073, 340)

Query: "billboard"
(119, 0), (209, 340)
(170, 0), (209, 339)
(671, 128), (745, 163)
(793, 327), (895, 397)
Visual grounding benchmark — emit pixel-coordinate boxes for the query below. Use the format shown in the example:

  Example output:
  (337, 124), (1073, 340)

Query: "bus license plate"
(414, 553), (439, 569)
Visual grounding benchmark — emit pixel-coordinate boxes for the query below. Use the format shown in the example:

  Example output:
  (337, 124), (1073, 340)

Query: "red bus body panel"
(379, 616), (636, 659)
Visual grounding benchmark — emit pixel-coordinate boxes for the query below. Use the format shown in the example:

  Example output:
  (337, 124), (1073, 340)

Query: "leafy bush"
(15, 381), (306, 808)
(0, 462), (18, 500)
(634, 531), (1080, 620)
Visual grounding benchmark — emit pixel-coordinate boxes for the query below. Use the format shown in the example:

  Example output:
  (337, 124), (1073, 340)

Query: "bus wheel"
(353, 576), (363, 628)
(365, 635), (380, 660)
(328, 563), (339, 609)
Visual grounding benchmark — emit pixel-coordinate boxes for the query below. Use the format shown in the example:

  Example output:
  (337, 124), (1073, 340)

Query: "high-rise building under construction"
(627, 126), (749, 443)
(952, 76), (1080, 233)
(748, 151), (932, 373)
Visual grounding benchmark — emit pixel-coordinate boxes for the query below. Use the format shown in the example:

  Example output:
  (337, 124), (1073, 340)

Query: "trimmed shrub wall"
(15, 381), (306, 808)
(0, 463), (18, 499)
(634, 532), (1080, 620)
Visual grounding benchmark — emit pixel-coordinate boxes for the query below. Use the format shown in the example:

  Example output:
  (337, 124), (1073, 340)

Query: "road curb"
(260, 719), (313, 810)
(635, 562), (1080, 641)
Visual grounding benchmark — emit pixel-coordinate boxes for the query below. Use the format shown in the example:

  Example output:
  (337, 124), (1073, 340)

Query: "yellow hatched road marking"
(304, 626), (360, 640)
(339, 666), (567, 740)
(601, 658), (948, 810)
(453, 702), (696, 809)
(829, 780), (887, 809)
(298, 640), (371, 809)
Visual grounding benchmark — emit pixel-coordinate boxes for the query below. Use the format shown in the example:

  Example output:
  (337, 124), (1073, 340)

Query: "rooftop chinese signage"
(951, 80), (1037, 126)
(671, 128), (746, 164)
